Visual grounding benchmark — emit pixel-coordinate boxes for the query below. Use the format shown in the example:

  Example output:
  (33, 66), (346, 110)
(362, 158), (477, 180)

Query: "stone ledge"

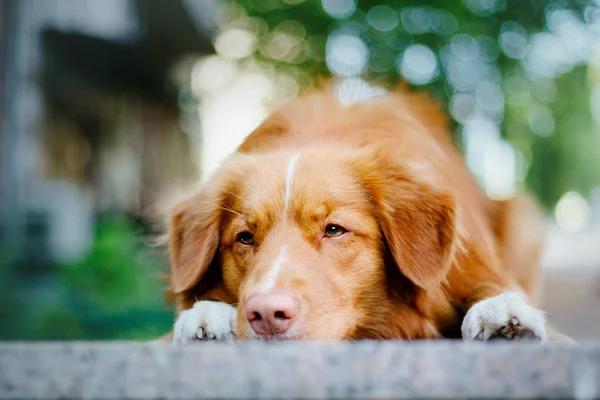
(1, 341), (599, 399)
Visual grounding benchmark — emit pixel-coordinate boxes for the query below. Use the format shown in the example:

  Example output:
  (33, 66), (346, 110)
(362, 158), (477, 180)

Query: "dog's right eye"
(236, 231), (254, 245)
(324, 224), (347, 238)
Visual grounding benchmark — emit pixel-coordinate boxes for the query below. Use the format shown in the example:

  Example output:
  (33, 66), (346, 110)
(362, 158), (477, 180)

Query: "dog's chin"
(246, 332), (303, 341)
(239, 327), (306, 341)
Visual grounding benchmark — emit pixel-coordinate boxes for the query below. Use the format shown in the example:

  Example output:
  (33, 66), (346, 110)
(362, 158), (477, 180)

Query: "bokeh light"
(367, 5), (399, 32)
(499, 21), (528, 59)
(326, 31), (369, 77)
(401, 7), (433, 35)
(213, 27), (257, 60)
(191, 55), (238, 95)
(398, 44), (439, 85)
(198, 67), (274, 180)
(475, 81), (504, 115)
(465, 0), (506, 18)
(322, 0), (357, 19)
(527, 105), (555, 137)
(555, 191), (591, 232)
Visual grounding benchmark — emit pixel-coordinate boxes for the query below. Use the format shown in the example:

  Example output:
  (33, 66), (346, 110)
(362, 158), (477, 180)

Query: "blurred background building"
(0, 0), (598, 340)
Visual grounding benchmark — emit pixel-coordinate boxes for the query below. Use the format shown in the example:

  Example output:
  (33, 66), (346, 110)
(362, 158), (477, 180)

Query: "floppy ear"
(168, 190), (221, 294)
(358, 154), (458, 289)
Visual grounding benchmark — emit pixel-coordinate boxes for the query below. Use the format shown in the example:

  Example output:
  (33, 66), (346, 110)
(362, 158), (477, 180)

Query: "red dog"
(164, 81), (568, 343)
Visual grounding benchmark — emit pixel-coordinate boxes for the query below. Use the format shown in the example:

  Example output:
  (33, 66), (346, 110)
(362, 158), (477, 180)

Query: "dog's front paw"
(461, 292), (547, 342)
(173, 301), (237, 345)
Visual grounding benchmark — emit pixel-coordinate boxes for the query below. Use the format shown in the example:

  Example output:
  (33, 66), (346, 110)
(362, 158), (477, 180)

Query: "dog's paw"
(173, 301), (237, 345)
(461, 292), (547, 342)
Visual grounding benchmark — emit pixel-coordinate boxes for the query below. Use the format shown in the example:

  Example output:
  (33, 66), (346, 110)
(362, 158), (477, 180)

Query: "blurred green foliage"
(0, 219), (173, 340)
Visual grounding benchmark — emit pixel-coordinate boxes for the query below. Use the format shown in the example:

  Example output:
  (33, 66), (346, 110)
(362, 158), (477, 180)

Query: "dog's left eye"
(324, 224), (347, 238)
(236, 231), (255, 245)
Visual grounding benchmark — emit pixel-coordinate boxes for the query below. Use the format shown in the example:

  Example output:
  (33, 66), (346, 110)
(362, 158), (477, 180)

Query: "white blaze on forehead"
(257, 245), (287, 293)
(255, 153), (298, 293)
(283, 153), (300, 217)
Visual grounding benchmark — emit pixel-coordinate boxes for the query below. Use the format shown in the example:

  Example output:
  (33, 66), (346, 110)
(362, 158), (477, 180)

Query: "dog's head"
(168, 143), (458, 341)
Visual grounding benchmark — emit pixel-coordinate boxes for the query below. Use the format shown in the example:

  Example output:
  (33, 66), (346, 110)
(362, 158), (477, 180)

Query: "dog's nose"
(245, 292), (299, 336)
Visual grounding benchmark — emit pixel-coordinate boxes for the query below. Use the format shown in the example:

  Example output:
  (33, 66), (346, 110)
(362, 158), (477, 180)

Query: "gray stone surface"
(0, 341), (599, 399)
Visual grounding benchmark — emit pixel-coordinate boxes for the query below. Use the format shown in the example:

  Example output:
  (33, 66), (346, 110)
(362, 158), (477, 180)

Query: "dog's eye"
(324, 224), (347, 238)
(236, 231), (254, 245)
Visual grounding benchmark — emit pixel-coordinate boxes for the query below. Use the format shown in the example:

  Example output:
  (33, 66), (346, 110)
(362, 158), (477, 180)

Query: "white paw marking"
(173, 301), (237, 345)
(461, 292), (548, 341)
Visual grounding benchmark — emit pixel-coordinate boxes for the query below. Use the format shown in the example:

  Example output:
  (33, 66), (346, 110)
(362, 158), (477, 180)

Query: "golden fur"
(162, 81), (566, 341)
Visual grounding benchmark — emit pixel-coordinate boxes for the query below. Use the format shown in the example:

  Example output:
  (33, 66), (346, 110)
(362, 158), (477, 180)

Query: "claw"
(195, 327), (204, 340)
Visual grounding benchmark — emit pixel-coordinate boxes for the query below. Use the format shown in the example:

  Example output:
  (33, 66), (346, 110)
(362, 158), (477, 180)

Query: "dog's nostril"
(274, 311), (287, 320)
(250, 312), (262, 321)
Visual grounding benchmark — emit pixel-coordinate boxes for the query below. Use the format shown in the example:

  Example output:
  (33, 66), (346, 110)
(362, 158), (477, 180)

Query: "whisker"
(219, 206), (243, 216)
(223, 191), (246, 202)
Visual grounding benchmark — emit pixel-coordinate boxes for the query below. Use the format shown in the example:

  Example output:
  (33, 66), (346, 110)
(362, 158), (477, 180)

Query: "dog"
(163, 80), (570, 343)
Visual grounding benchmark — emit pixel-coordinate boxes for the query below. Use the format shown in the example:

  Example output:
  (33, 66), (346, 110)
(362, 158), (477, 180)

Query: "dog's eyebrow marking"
(258, 245), (287, 292)
(283, 153), (300, 218)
